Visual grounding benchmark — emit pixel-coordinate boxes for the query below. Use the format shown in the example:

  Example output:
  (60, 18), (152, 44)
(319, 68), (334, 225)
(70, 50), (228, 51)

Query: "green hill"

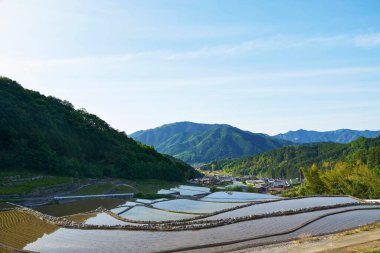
(201, 137), (380, 178)
(130, 122), (291, 165)
(274, 129), (380, 144)
(0, 77), (198, 181)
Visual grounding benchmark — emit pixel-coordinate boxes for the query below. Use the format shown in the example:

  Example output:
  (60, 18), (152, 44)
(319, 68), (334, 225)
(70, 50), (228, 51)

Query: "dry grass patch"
(0, 210), (57, 249)
(293, 233), (320, 244)
(64, 213), (97, 223)
(321, 240), (380, 253)
(334, 221), (380, 239)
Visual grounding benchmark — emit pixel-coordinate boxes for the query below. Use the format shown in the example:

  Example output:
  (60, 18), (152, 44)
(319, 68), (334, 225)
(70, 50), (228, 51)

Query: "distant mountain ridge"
(130, 122), (291, 165)
(274, 129), (380, 144)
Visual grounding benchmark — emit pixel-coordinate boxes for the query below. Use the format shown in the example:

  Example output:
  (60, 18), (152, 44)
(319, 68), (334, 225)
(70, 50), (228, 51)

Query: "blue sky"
(1, 0), (380, 134)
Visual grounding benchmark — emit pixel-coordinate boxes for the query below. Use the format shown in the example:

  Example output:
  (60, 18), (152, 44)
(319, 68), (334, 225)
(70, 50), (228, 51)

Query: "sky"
(1, 0), (380, 135)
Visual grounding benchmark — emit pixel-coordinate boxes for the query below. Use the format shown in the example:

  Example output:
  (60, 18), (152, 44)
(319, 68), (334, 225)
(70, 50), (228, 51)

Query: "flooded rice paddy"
(1, 189), (379, 253)
(201, 191), (280, 202)
(152, 199), (246, 214)
(119, 205), (198, 221)
(84, 212), (137, 226)
(23, 206), (380, 253)
(203, 196), (360, 220)
(166, 185), (211, 196)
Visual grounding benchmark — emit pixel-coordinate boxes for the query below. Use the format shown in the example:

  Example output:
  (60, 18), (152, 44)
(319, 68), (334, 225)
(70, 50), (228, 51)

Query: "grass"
(334, 222), (380, 238)
(292, 222), (380, 246)
(70, 183), (116, 195)
(70, 181), (138, 195)
(1, 174), (189, 196)
(0, 210), (57, 249)
(364, 249), (380, 253)
(0, 176), (73, 195)
(112, 184), (136, 193)
(0, 202), (17, 209)
(64, 213), (97, 223)
(134, 179), (183, 194)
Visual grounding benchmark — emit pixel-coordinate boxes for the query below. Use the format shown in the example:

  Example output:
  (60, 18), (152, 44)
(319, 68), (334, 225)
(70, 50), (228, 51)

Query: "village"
(189, 174), (303, 194)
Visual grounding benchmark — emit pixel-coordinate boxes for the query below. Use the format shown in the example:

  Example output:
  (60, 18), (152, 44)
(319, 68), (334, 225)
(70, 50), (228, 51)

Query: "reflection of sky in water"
(120, 205), (198, 221)
(169, 188), (207, 196)
(110, 206), (128, 214)
(153, 199), (245, 214)
(201, 191), (280, 202)
(178, 185), (210, 192)
(204, 196), (360, 220)
(84, 213), (136, 226)
(24, 207), (380, 253)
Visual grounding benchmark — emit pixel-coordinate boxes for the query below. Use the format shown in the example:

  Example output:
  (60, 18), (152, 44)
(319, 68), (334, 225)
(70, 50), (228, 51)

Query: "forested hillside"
(0, 77), (198, 180)
(284, 162), (380, 198)
(201, 137), (380, 178)
(131, 122), (291, 165)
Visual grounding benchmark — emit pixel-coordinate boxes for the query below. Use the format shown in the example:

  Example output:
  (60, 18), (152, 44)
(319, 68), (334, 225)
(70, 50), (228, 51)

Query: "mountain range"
(274, 129), (380, 144)
(130, 122), (291, 165)
(0, 77), (198, 180)
(131, 122), (380, 166)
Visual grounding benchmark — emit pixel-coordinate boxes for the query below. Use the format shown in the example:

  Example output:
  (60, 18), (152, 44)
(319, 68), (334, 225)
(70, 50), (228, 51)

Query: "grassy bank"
(0, 176), (73, 195)
(69, 179), (183, 196)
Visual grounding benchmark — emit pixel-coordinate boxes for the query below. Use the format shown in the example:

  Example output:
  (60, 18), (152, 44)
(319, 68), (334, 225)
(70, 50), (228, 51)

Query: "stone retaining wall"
(13, 203), (379, 232)
(103, 195), (364, 225)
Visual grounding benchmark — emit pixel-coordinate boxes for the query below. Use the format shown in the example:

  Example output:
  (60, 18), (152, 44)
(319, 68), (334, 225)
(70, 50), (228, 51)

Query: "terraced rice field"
(23, 206), (380, 253)
(35, 198), (125, 216)
(84, 212), (136, 226)
(110, 206), (129, 214)
(119, 205), (198, 221)
(167, 185), (211, 196)
(64, 213), (97, 223)
(169, 188), (207, 196)
(189, 209), (380, 253)
(203, 196), (360, 220)
(152, 199), (246, 214)
(1, 193), (378, 253)
(0, 210), (57, 249)
(201, 191), (280, 202)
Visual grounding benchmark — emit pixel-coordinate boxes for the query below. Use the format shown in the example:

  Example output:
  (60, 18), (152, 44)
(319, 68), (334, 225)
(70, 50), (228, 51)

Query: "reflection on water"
(152, 199), (246, 214)
(84, 212), (136, 226)
(24, 208), (380, 253)
(120, 205), (198, 221)
(201, 191), (281, 202)
(204, 196), (361, 220)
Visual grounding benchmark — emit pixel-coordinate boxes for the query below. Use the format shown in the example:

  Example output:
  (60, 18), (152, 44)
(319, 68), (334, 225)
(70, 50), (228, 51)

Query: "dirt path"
(288, 228), (380, 253)
(232, 226), (380, 253)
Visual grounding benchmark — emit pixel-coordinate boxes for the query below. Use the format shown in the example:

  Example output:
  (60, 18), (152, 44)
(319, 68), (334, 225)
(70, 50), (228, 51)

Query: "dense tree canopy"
(283, 162), (380, 199)
(201, 136), (380, 178)
(0, 77), (199, 180)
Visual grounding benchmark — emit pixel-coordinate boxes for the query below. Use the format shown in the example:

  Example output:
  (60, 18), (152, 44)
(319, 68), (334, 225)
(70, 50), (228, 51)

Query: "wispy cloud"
(353, 33), (380, 47)
(166, 33), (380, 60)
(1, 32), (379, 64)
